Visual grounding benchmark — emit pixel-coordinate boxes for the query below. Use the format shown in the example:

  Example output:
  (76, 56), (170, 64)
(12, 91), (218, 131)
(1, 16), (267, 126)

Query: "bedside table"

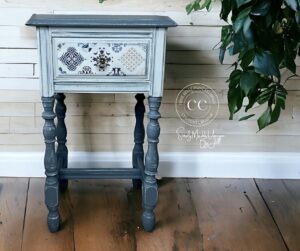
(26, 14), (177, 233)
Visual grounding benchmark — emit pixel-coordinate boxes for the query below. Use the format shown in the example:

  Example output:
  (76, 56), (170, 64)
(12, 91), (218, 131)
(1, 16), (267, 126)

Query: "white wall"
(0, 0), (299, 178)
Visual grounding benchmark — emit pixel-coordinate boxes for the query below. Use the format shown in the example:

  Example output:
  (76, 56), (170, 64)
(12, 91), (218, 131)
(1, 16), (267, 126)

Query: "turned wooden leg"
(132, 93), (145, 189)
(142, 96), (161, 232)
(55, 93), (68, 192)
(42, 96), (60, 233)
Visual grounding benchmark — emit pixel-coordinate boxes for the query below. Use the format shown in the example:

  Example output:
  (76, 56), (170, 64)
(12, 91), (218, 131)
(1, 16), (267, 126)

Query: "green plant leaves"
(227, 69), (244, 119)
(240, 49), (255, 69)
(239, 114), (255, 121)
(284, 38), (297, 73)
(228, 86), (243, 120)
(256, 85), (287, 130)
(257, 106), (272, 130)
(240, 71), (258, 95)
(219, 25), (233, 63)
(186, 0), (213, 14)
(233, 6), (252, 32)
(221, 0), (233, 21)
(236, 0), (251, 8)
(256, 87), (273, 104)
(284, 0), (300, 11)
(296, 11), (300, 25)
(253, 51), (280, 78)
(219, 48), (226, 64)
(186, 1), (199, 14)
(243, 16), (254, 44)
(185, 0), (299, 130)
(251, 1), (271, 16)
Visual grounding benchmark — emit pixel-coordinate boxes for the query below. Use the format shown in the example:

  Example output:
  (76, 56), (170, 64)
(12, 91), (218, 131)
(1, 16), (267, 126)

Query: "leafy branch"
(187, 0), (300, 130)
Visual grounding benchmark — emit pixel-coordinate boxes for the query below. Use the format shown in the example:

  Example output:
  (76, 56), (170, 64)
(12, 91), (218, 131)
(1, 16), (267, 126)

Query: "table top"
(26, 14), (177, 28)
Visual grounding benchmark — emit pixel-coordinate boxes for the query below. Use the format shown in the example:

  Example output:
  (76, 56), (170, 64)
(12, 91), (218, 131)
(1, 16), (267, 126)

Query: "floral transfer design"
(107, 67), (126, 76)
(56, 40), (148, 76)
(79, 66), (93, 75)
(91, 48), (112, 71)
(57, 43), (65, 51)
(59, 47), (84, 71)
(108, 43), (126, 53)
(78, 43), (97, 52)
(58, 67), (66, 74)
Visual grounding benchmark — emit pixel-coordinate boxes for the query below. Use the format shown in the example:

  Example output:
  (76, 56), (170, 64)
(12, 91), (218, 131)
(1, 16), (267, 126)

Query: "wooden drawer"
(26, 14), (177, 96)
(52, 37), (152, 81)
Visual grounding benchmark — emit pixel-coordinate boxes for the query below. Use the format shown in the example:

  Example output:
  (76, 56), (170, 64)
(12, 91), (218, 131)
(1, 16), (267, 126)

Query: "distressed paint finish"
(142, 96), (161, 232)
(51, 28), (154, 94)
(152, 28), (167, 97)
(42, 96), (60, 232)
(28, 14), (176, 233)
(60, 168), (142, 179)
(132, 93), (145, 189)
(38, 28), (54, 97)
(30, 26), (173, 97)
(55, 93), (68, 192)
(26, 14), (177, 28)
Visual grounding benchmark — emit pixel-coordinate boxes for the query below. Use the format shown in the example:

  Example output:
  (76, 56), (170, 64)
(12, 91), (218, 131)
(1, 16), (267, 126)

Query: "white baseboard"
(0, 152), (299, 179)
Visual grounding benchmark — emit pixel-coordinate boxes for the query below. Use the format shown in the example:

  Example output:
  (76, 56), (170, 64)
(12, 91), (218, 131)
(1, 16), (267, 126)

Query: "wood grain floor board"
(2, 177), (300, 251)
(188, 178), (288, 251)
(255, 179), (300, 251)
(131, 178), (202, 251)
(21, 178), (74, 251)
(0, 178), (29, 251)
(68, 179), (136, 251)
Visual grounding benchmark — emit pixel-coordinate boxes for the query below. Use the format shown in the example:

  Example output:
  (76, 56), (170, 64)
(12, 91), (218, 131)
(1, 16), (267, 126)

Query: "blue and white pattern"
(59, 47), (84, 71)
(57, 42), (65, 51)
(55, 39), (148, 76)
(91, 48), (112, 71)
(78, 43), (97, 52)
(107, 67), (126, 76)
(79, 66), (93, 75)
(58, 67), (66, 74)
(109, 43), (126, 53)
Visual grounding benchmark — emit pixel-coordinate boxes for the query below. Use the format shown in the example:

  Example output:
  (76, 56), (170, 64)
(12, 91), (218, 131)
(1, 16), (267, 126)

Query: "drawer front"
(53, 37), (151, 80)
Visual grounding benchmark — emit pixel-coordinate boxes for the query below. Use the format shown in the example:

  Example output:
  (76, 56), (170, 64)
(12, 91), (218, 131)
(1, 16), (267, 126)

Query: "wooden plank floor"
(0, 178), (299, 251)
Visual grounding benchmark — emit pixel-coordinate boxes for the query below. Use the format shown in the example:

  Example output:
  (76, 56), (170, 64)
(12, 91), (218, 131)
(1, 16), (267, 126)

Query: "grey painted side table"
(26, 14), (177, 233)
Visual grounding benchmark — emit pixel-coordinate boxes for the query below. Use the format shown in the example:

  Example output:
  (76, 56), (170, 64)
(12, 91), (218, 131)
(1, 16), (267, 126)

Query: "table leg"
(142, 96), (161, 232)
(42, 96), (60, 233)
(55, 93), (68, 192)
(132, 93), (145, 189)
